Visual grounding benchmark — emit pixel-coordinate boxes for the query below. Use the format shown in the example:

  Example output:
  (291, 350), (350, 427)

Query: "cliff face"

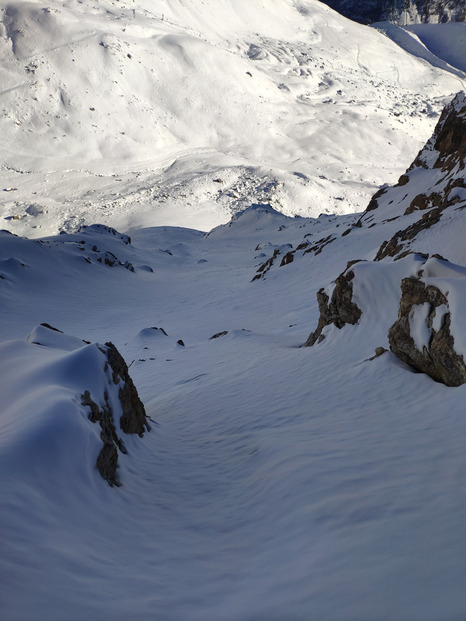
(320, 0), (466, 24)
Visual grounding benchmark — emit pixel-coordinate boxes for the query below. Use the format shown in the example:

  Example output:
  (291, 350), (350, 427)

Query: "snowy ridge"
(372, 21), (466, 78)
(0, 324), (149, 490)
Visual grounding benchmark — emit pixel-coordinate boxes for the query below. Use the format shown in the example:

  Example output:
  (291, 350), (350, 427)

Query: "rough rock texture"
(320, 0), (466, 24)
(375, 212), (441, 260)
(388, 277), (466, 386)
(305, 264), (362, 346)
(210, 331), (229, 339)
(409, 91), (466, 173)
(81, 390), (126, 487)
(252, 248), (280, 281)
(105, 342), (149, 436)
(371, 91), (466, 260)
(81, 342), (150, 486)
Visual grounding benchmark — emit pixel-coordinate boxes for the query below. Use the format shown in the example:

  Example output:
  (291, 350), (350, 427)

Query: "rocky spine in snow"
(388, 274), (466, 386)
(319, 0), (466, 25)
(83, 342), (150, 486)
(372, 90), (466, 260)
(305, 262), (362, 346)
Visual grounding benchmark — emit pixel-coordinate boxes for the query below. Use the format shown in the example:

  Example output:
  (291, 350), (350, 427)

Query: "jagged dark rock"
(319, 0), (466, 25)
(252, 248), (280, 281)
(40, 323), (63, 333)
(388, 277), (466, 386)
(305, 264), (362, 346)
(81, 389), (126, 487)
(375, 209), (443, 260)
(372, 92), (466, 260)
(366, 186), (388, 212)
(105, 342), (150, 436)
(80, 342), (150, 486)
(280, 251), (294, 266)
(210, 331), (229, 339)
(419, 94), (466, 172)
(96, 442), (119, 487)
(303, 234), (336, 256)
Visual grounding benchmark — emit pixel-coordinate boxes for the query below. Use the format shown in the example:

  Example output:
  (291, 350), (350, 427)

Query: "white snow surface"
(372, 21), (466, 78)
(405, 23), (466, 73)
(409, 302), (431, 350)
(1, 201), (466, 620)
(0, 0), (464, 237)
(2, 2), (466, 619)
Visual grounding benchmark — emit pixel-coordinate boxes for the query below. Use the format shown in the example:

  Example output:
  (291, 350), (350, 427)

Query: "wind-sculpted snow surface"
(2, 140), (466, 617)
(0, 0), (464, 236)
(0, 324), (149, 488)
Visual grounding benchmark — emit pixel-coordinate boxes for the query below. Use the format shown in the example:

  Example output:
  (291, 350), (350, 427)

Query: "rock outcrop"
(410, 90), (466, 173)
(388, 275), (466, 386)
(104, 342), (149, 437)
(369, 91), (466, 261)
(82, 341), (150, 486)
(0, 324), (151, 489)
(319, 0), (466, 25)
(24, 324), (150, 487)
(81, 389), (125, 487)
(305, 263), (362, 346)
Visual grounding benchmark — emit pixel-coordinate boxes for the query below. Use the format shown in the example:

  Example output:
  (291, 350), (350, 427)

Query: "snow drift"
(0, 323), (149, 488)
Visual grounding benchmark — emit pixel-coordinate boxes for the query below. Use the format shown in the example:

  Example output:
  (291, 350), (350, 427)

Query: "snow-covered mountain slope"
(1, 92), (466, 620)
(362, 90), (466, 258)
(405, 22), (466, 71)
(371, 21), (466, 77)
(0, 0), (464, 237)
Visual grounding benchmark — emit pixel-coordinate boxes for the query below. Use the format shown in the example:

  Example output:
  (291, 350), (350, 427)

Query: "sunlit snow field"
(1, 1), (466, 620)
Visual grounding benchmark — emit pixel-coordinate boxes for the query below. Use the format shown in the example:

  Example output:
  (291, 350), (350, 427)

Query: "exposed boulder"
(305, 262), (362, 346)
(210, 331), (229, 340)
(388, 275), (466, 386)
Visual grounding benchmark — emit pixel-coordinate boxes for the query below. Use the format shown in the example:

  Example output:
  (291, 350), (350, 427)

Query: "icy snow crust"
(1, 203), (466, 619)
(0, 0), (464, 237)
